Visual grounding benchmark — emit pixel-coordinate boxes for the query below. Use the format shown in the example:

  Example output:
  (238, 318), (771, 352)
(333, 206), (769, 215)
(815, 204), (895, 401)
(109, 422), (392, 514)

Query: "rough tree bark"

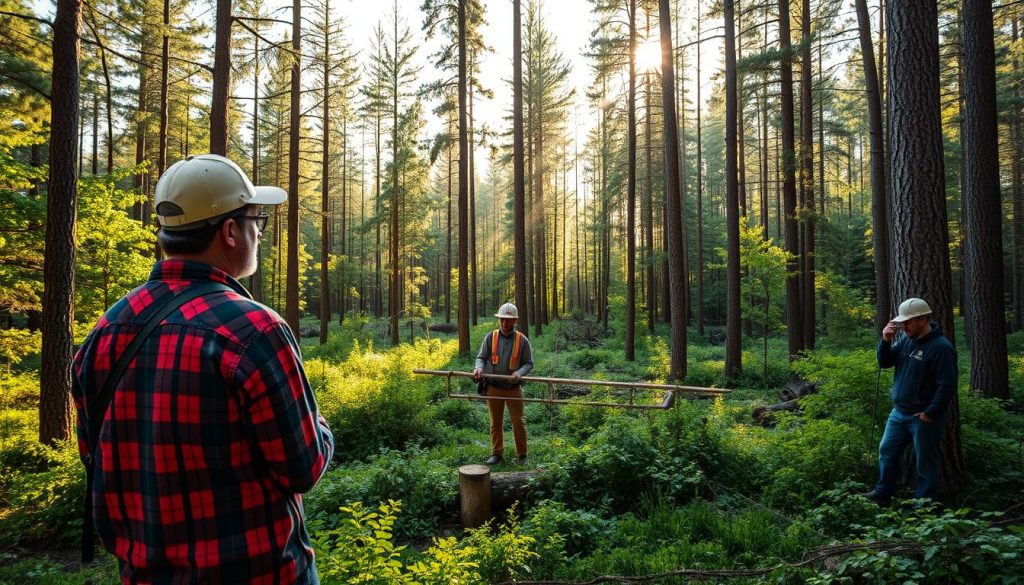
(886, 0), (965, 497)
(724, 0), (741, 379)
(40, 0), (81, 445)
(962, 0), (1008, 398)
(855, 0), (891, 335)
(513, 0), (528, 335)
(458, 0), (470, 353)
(779, 0), (802, 358)
(658, 0), (687, 381)
(210, 0), (231, 155)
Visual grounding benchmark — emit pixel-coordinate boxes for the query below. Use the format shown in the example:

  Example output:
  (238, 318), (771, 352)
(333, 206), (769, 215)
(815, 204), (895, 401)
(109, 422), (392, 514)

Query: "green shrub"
(462, 505), (538, 584)
(0, 440), (84, 546)
(313, 338), (458, 462)
(536, 415), (703, 511)
(305, 448), (455, 542)
(805, 505), (1024, 584)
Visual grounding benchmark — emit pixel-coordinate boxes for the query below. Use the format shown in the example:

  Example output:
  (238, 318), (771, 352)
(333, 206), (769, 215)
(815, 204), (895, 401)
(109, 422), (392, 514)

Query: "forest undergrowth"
(1, 313), (1022, 583)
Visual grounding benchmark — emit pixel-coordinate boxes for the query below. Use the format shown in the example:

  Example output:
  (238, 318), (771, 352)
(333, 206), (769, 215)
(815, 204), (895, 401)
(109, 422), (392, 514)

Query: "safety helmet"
(892, 298), (932, 322)
(494, 303), (519, 319)
(155, 154), (287, 230)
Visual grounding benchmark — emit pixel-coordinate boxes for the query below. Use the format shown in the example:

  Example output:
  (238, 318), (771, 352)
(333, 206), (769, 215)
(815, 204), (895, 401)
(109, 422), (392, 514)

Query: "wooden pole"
(458, 464), (491, 529)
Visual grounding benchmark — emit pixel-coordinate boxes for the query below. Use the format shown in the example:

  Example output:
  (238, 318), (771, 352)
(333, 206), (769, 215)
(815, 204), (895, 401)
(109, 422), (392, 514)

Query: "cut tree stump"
(459, 465), (491, 529)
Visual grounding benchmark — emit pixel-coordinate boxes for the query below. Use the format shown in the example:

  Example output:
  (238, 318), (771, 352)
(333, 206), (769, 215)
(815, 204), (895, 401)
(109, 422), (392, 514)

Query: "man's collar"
(149, 259), (252, 299)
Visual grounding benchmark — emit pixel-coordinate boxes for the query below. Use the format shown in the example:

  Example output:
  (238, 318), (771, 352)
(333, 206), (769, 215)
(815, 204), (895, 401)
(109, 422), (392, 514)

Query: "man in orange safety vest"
(472, 303), (534, 466)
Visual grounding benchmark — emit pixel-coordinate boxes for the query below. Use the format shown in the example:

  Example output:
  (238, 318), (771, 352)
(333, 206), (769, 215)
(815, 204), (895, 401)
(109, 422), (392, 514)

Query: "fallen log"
(429, 322), (458, 333)
(453, 469), (538, 525)
(779, 380), (819, 401)
(753, 399), (800, 427)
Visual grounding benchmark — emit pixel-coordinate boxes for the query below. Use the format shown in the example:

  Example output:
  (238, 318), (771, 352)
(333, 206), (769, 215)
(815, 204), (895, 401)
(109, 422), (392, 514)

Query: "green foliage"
(536, 414), (704, 511)
(312, 500), (535, 585)
(0, 440), (84, 546)
(311, 337), (458, 462)
(735, 219), (790, 352)
(0, 552), (119, 584)
(804, 480), (888, 539)
(807, 506), (1024, 584)
(305, 448), (455, 542)
(313, 500), (412, 583)
(461, 506), (538, 584)
(0, 327), (39, 373)
(816, 271), (874, 348)
(75, 169), (155, 319)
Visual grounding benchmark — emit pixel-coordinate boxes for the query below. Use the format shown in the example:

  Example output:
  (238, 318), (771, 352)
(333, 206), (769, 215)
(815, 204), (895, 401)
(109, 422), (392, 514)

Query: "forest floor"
(1, 311), (1022, 583)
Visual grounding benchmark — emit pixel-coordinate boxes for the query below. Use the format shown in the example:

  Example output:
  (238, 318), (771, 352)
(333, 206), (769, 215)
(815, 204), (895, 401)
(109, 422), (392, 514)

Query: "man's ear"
(221, 218), (239, 249)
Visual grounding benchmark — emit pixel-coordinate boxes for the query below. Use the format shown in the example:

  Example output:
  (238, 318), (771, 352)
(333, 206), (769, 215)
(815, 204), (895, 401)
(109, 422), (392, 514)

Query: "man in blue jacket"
(862, 298), (957, 504)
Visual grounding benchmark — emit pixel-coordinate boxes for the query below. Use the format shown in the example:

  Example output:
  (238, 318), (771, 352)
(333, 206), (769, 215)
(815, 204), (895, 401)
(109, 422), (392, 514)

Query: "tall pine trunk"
(625, 0), (637, 361)
(211, 0), (232, 155)
(800, 0), (815, 350)
(513, 0), (528, 334)
(286, 0), (301, 336)
(659, 0), (686, 381)
(962, 0), (1008, 398)
(40, 0), (81, 445)
(458, 0), (470, 353)
(724, 0), (741, 379)
(779, 0), (803, 357)
(887, 0), (965, 497)
(855, 0), (890, 334)
(320, 7), (331, 345)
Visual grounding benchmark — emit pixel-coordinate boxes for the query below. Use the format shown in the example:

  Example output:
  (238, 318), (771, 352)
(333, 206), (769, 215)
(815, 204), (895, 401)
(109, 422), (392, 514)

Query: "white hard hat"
(495, 302), (519, 319)
(155, 154), (287, 230)
(892, 298), (932, 322)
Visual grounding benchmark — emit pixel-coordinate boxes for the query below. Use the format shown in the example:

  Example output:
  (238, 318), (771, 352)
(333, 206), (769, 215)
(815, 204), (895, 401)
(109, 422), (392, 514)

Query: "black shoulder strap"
(82, 281), (230, 563)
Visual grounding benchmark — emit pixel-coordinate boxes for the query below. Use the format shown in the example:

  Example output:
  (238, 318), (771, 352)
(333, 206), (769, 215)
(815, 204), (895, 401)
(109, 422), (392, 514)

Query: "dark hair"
(156, 205), (252, 255)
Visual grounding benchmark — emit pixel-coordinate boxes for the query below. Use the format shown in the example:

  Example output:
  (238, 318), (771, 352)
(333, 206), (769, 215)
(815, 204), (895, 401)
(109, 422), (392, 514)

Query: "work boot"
(515, 455), (528, 466)
(484, 454), (503, 466)
(859, 490), (891, 506)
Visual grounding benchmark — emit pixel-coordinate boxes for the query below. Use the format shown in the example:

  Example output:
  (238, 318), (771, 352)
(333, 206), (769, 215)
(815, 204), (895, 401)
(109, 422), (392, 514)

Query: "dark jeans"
(874, 408), (946, 500)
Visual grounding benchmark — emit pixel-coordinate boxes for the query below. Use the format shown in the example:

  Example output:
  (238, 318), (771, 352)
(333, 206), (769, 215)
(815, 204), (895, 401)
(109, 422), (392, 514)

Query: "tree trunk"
(625, 0), (637, 361)
(724, 0), (741, 380)
(40, 0), (81, 445)
(800, 0), (815, 350)
(286, 0), (301, 336)
(210, 0), (232, 155)
(458, 0), (470, 354)
(158, 0), (169, 178)
(251, 35), (263, 303)
(1015, 20), (1024, 333)
(659, 0), (686, 381)
(645, 68), (655, 333)
(779, 0), (803, 357)
(514, 1), (528, 336)
(855, 0), (891, 334)
(695, 4), (704, 337)
(962, 0), (1008, 398)
(320, 9), (331, 346)
(470, 67), (479, 325)
(887, 0), (964, 497)
(390, 14), (400, 347)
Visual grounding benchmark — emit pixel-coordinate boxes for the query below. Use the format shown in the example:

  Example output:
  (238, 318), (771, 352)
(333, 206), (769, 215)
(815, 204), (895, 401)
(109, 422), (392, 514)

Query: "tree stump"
(459, 464), (492, 529)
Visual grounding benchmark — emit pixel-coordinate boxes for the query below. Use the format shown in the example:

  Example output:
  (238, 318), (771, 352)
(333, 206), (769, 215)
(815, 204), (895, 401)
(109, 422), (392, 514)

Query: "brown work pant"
(486, 385), (528, 458)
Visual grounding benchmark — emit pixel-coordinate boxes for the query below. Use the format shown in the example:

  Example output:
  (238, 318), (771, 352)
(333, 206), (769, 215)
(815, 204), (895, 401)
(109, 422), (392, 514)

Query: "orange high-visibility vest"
(491, 329), (523, 371)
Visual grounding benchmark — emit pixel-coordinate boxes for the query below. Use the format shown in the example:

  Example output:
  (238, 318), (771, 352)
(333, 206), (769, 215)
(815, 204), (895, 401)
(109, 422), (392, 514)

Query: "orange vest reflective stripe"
(491, 329), (522, 370)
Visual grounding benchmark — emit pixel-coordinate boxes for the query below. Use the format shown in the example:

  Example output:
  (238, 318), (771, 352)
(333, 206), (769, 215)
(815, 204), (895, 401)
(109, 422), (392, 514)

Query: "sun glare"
(635, 40), (663, 72)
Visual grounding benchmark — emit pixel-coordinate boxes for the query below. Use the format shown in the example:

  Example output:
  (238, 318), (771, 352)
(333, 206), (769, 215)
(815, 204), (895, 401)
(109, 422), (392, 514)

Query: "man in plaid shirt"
(73, 154), (334, 584)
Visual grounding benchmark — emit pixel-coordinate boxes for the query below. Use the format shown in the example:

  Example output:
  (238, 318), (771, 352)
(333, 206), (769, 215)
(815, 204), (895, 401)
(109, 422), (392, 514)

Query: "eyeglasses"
(231, 213), (269, 232)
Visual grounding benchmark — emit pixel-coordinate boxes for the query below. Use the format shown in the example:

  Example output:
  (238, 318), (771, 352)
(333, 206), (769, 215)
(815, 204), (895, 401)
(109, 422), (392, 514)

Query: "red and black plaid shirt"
(73, 260), (334, 584)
